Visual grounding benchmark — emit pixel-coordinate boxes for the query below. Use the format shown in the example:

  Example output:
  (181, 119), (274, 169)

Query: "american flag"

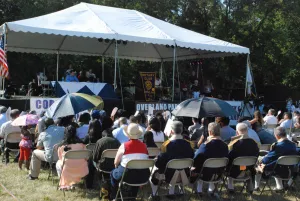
(0, 34), (8, 78)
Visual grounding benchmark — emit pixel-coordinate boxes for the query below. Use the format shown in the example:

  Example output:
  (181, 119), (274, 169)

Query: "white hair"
(236, 123), (248, 135)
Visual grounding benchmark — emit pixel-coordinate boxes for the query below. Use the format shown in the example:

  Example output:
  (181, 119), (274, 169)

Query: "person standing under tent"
(66, 70), (79, 82)
(191, 80), (201, 98)
(203, 80), (214, 97)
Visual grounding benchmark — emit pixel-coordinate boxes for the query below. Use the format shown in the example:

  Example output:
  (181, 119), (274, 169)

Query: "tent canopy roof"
(0, 2), (249, 61)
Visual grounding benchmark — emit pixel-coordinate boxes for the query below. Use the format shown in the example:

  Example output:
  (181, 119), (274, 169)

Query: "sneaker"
(254, 187), (260, 192)
(27, 175), (38, 180)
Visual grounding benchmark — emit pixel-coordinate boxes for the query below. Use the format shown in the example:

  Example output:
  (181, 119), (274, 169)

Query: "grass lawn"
(0, 161), (299, 201)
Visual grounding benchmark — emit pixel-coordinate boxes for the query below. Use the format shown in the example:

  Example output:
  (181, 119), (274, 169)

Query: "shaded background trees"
(0, 0), (300, 99)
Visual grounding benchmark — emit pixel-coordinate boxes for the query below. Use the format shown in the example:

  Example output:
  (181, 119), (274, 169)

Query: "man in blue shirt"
(112, 117), (128, 144)
(65, 70), (79, 82)
(254, 126), (298, 191)
(216, 117), (236, 143)
(28, 118), (64, 180)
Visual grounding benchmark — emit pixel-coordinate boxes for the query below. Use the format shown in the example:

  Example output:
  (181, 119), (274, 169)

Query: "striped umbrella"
(45, 93), (103, 118)
(172, 96), (237, 118)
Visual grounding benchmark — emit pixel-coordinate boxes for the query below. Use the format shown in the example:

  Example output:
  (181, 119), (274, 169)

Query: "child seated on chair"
(19, 126), (33, 170)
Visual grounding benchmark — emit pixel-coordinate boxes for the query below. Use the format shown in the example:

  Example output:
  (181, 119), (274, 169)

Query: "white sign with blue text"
(30, 97), (59, 115)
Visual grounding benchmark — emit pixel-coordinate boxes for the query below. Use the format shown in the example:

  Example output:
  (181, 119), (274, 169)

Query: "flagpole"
(245, 55), (249, 98)
(248, 55), (256, 96)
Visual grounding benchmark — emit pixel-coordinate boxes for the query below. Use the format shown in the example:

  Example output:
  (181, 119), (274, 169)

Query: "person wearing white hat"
(111, 123), (150, 200)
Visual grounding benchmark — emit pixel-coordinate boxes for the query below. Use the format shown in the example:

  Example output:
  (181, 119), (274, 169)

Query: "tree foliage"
(0, 0), (300, 91)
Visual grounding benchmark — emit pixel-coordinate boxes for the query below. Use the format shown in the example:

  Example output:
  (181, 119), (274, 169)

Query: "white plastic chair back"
(155, 142), (163, 148)
(86, 143), (96, 151)
(232, 156), (257, 166)
(148, 148), (160, 158)
(63, 150), (91, 160)
(203, 158), (228, 168)
(101, 149), (118, 159)
(277, 155), (300, 166)
(166, 158), (193, 170)
(260, 144), (271, 151)
(5, 132), (22, 143)
(126, 159), (155, 169)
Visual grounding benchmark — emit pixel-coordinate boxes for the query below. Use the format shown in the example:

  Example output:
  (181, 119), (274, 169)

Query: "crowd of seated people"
(1, 106), (300, 200)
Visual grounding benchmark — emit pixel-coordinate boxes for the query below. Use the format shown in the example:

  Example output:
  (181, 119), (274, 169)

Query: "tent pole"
(176, 59), (181, 102)
(114, 41), (118, 90)
(160, 60), (163, 84)
(56, 51), (60, 81)
(172, 45), (176, 101)
(118, 58), (124, 109)
(102, 56), (105, 82)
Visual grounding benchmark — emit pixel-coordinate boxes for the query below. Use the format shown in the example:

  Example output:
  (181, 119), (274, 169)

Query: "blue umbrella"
(46, 93), (103, 118)
(172, 97), (237, 118)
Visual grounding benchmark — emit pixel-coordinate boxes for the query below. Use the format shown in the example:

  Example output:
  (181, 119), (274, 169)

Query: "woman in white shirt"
(147, 117), (165, 142)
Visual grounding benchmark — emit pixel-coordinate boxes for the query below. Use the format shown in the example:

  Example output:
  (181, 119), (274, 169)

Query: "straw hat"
(124, 123), (143, 140)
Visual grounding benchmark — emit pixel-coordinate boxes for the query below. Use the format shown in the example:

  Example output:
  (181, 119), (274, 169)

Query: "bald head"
(236, 123), (248, 135)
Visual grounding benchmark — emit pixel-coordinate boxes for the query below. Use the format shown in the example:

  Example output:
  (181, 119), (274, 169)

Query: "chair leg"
(259, 180), (268, 196)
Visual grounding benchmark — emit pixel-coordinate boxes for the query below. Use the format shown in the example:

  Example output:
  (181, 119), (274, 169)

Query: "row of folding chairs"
(49, 142), (300, 200)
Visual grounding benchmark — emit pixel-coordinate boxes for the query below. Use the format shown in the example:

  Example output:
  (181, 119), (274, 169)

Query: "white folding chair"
(3, 132), (22, 163)
(260, 144), (271, 157)
(222, 156), (258, 194)
(48, 143), (59, 184)
(260, 155), (300, 195)
(154, 158), (193, 198)
(86, 143), (96, 152)
(57, 150), (91, 197)
(147, 147), (160, 158)
(192, 158), (228, 198)
(260, 144), (271, 151)
(265, 124), (276, 132)
(115, 159), (155, 201)
(155, 142), (164, 149)
(94, 149), (118, 181)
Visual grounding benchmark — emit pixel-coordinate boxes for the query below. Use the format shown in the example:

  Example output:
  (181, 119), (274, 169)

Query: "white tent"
(0, 2), (249, 59)
(0, 2), (250, 100)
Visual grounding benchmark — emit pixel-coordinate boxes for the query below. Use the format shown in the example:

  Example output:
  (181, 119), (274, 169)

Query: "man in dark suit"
(255, 126), (298, 191)
(150, 121), (194, 199)
(227, 123), (259, 193)
(193, 122), (228, 194)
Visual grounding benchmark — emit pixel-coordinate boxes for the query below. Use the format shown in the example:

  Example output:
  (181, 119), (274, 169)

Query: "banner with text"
(135, 101), (244, 125)
(30, 97), (59, 115)
(139, 72), (155, 101)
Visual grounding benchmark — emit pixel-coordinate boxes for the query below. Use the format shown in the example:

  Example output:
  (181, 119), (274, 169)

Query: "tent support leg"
(56, 52), (60, 81)
(114, 41), (118, 90)
(172, 46), (176, 101)
(102, 56), (105, 82)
